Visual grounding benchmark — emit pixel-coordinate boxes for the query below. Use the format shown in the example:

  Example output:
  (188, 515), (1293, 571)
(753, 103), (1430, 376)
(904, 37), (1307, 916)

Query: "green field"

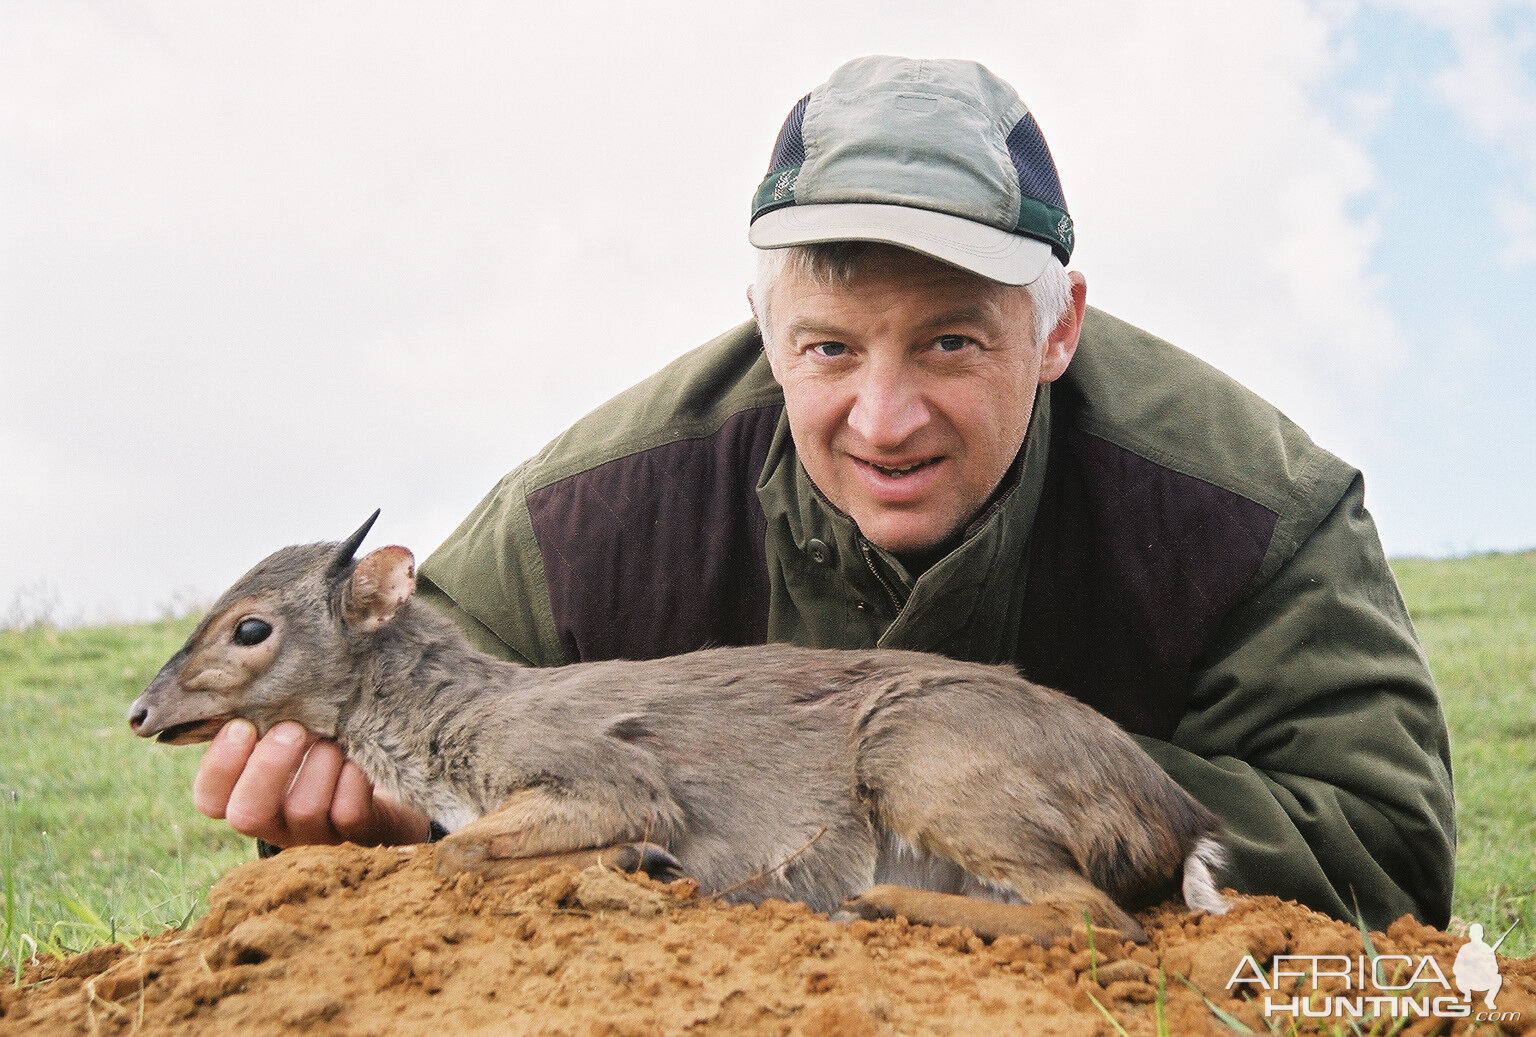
(2, 551), (1533, 974)
(1392, 552), (1536, 956)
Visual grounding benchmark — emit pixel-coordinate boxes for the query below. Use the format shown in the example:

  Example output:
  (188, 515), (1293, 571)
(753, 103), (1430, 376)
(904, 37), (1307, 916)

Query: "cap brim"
(749, 203), (1053, 286)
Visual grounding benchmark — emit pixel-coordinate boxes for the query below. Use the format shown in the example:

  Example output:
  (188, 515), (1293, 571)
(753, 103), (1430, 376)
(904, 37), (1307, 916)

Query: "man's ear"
(1039, 271), (1087, 384)
(342, 545), (416, 633)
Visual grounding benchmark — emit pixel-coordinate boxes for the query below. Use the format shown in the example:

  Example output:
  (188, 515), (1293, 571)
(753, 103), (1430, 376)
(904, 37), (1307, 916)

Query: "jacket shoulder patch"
(525, 405), (781, 660)
(1019, 427), (1278, 739)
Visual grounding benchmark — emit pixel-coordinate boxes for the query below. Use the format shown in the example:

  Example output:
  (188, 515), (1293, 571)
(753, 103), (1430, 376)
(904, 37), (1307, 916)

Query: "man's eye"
(811, 342), (848, 358)
(934, 335), (972, 352)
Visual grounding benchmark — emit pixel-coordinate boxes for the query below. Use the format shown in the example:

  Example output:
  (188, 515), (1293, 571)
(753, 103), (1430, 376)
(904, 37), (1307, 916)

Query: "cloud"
(0, 1), (1417, 618)
(1032, 2), (1403, 461)
(1373, 0), (1536, 268)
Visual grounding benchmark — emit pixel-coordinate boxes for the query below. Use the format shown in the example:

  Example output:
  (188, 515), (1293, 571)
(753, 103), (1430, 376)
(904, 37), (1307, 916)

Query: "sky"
(2, 0), (1534, 626)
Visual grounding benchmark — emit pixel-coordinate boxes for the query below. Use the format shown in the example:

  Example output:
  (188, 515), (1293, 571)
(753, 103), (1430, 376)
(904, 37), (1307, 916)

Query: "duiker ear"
(342, 545), (416, 633)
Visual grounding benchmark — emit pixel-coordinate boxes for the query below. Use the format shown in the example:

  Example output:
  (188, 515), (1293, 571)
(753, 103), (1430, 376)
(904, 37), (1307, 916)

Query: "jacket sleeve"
(415, 575), (534, 664)
(414, 466), (568, 668)
(1132, 472), (1456, 930)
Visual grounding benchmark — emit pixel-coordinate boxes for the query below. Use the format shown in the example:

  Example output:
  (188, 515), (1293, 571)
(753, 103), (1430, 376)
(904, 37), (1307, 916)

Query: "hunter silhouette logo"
(1228, 917), (1522, 1023)
(1453, 923), (1503, 1009)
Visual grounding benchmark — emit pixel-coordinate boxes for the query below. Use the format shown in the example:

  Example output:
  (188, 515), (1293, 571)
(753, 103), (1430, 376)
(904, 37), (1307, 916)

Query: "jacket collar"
(757, 381), (1053, 654)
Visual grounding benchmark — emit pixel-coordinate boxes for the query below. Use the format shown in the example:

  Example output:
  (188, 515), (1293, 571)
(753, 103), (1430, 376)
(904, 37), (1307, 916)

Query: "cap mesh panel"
(1005, 113), (1067, 212)
(767, 94), (811, 174)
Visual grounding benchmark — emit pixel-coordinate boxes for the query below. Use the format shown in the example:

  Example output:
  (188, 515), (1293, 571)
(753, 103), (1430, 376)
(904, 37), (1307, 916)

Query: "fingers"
(195, 720), (431, 849)
(222, 722), (327, 841)
(328, 760), (377, 837)
(281, 738), (349, 845)
(332, 766), (432, 846)
(193, 719), (258, 820)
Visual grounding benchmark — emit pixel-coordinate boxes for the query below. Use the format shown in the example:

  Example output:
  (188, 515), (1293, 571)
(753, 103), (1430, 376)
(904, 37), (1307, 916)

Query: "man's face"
(759, 246), (1079, 555)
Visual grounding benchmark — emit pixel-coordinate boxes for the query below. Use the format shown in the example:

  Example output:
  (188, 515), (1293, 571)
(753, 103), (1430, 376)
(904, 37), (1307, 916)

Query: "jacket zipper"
(859, 540), (906, 613)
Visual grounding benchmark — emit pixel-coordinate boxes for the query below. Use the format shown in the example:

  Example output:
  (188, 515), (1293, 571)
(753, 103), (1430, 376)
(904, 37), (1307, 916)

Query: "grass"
(0, 617), (249, 976)
(0, 551), (1532, 975)
(1393, 551), (1536, 957)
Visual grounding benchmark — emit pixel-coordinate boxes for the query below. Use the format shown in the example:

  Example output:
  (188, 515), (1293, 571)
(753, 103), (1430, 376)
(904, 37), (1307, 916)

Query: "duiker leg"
(434, 787), (678, 878)
(841, 875), (1141, 944)
(853, 673), (1161, 943)
(436, 839), (683, 883)
(847, 866), (1147, 942)
(863, 832), (1148, 943)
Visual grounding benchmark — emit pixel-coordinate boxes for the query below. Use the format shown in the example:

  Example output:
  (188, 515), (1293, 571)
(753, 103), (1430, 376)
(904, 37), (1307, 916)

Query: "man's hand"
(194, 719), (431, 848)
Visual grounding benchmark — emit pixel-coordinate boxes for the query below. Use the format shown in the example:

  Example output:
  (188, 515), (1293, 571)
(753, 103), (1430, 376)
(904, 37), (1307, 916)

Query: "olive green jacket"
(419, 307), (1456, 929)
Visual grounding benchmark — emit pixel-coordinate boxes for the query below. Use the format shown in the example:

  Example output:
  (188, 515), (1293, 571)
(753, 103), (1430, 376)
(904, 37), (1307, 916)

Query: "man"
(193, 56), (1456, 930)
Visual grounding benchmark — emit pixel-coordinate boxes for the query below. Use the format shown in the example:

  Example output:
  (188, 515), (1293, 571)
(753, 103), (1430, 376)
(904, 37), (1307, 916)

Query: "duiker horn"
(331, 509), (382, 574)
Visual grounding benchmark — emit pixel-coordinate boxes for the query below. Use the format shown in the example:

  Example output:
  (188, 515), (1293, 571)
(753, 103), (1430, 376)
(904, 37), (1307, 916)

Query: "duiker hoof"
(605, 842), (686, 882)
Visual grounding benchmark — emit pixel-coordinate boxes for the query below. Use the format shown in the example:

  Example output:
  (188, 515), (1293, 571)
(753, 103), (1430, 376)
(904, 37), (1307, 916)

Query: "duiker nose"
(847, 364), (928, 448)
(128, 703), (148, 731)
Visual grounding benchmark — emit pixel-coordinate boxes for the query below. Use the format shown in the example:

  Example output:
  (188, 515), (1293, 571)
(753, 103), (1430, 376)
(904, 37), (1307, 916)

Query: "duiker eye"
(233, 618), (273, 646)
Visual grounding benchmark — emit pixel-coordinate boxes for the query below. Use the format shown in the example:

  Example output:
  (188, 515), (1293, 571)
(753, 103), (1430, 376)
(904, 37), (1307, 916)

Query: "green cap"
(749, 56), (1073, 285)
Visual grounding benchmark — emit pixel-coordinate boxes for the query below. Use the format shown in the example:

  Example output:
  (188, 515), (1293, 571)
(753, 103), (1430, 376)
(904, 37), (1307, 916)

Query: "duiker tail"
(1182, 835), (1228, 914)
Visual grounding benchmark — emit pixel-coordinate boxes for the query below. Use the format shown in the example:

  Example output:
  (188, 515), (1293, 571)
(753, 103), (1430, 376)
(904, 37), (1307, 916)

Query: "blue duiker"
(130, 513), (1226, 944)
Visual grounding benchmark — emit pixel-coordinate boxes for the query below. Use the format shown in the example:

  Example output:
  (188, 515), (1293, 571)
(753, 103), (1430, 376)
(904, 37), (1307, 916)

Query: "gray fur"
(131, 530), (1227, 925)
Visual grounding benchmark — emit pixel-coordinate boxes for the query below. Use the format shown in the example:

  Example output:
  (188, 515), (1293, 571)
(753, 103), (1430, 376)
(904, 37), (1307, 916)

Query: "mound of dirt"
(3, 843), (1532, 1035)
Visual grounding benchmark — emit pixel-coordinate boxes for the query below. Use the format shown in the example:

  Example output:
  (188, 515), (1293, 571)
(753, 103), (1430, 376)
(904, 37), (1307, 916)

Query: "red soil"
(3, 843), (1532, 1035)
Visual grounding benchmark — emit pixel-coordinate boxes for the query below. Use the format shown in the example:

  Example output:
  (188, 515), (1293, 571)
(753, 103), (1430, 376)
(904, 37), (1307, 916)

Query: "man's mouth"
(861, 457), (941, 478)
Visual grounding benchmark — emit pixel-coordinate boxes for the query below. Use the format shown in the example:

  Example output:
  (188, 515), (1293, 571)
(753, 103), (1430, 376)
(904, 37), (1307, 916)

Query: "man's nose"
(847, 363), (929, 448)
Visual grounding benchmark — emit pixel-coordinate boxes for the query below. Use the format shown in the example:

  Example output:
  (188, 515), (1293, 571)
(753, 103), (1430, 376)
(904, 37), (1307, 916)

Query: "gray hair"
(751, 242), (1073, 349)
